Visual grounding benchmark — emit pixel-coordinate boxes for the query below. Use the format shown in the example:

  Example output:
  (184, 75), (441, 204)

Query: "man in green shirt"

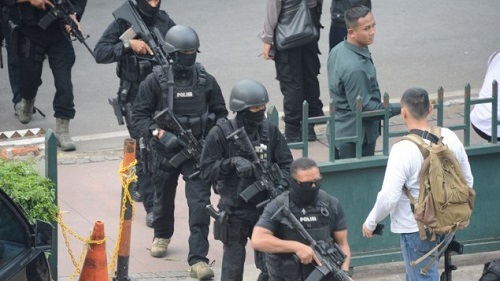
(327, 5), (399, 159)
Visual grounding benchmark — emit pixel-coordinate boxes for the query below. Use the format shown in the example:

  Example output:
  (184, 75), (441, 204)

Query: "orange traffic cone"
(79, 220), (108, 281)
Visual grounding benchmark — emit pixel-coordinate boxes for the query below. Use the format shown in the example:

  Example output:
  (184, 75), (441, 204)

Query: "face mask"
(136, 0), (161, 23)
(243, 108), (265, 134)
(290, 177), (321, 206)
(173, 52), (197, 75)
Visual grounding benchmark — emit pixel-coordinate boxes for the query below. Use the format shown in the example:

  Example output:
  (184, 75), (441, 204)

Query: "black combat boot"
(308, 124), (317, 141)
(285, 124), (301, 143)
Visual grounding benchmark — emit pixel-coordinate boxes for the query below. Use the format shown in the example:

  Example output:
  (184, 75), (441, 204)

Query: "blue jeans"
(400, 231), (440, 281)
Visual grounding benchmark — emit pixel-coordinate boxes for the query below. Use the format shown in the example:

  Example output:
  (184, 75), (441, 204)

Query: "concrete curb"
(0, 98), (482, 164)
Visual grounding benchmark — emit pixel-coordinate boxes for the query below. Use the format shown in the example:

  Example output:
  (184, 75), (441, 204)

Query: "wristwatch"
(123, 40), (131, 52)
(152, 128), (159, 137)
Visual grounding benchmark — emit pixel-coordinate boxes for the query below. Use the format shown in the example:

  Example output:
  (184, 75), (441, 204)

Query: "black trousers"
(472, 123), (500, 142)
(152, 157), (211, 266)
(218, 203), (267, 281)
(329, 23), (347, 51)
(125, 83), (154, 214)
(274, 40), (324, 128)
(335, 141), (376, 159)
(18, 30), (76, 119)
(1, 6), (21, 105)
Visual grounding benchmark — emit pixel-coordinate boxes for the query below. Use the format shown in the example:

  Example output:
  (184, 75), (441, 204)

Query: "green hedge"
(0, 159), (58, 222)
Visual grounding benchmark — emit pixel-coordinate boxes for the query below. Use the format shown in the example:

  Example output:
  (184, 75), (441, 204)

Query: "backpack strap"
(402, 132), (433, 240)
(402, 184), (428, 240)
(216, 117), (238, 157)
(411, 231), (456, 274)
(430, 126), (443, 144)
(408, 129), (439, 144)
(153, 65), (174, 110)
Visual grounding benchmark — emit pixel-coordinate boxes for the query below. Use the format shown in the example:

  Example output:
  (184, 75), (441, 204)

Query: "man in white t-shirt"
(470, 50), (500, 141)
(361, 87), (474, 281)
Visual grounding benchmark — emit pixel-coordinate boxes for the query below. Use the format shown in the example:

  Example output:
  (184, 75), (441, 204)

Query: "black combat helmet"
(164, 25), (200, 53)
(229, 80), (269, 112)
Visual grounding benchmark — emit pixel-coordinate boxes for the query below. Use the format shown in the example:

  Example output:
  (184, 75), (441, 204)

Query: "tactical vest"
(17, 3), (50, 27)
(266, 192), (334, 280)
(116, 18), (169, 83)
(116, 54), (154, 83)
(153, 63), (209, 138)
(215, 118), (271, 207)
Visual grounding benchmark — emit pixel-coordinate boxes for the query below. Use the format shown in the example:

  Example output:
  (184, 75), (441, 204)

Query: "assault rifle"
(110, 0), (173, 125)
(38, 0), (94, 58)
(112, 0), (171, 66)
(272, 205), (350, 281)
(440, 237), (463, 281)
(226, 127), (285, 206)
(153, 107), (203, 179)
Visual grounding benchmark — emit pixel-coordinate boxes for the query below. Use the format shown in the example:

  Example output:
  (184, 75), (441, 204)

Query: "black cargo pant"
(217, 202), (267, 281)
(150, 139), (210, 266)
(274, 39), (324, 129)
(1, 6), (21, 105)
(125, 83), (154, 214)
(18, 30), (75, 119)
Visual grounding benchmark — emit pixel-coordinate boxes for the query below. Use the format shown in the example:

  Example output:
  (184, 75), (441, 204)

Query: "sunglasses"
(297, 176), (322, 189)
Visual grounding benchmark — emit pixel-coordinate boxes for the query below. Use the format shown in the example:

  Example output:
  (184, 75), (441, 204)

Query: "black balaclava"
(172, 52), (197, 77)
(136, 0), (161, 25)
(236, 108), (266, 137)
(289, 177), (320, 206)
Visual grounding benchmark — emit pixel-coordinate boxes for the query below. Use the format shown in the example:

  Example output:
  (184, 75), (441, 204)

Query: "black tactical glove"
(231, 156), (253, 178)
(158, 131), (184, 151)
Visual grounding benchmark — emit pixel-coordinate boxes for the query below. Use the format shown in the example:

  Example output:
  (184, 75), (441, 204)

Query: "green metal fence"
(267, 81), (500, 267)
(46, 82), (500, 273)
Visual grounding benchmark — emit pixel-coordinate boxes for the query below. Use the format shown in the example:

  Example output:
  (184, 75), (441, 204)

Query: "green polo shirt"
(327, 40), (384, 143)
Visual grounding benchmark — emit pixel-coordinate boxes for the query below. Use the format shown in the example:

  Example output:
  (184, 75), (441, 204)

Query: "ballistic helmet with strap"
(229, 80), (269, 112)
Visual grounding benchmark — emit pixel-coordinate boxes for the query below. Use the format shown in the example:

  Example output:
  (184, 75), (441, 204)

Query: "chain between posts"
(57, 159), (137, 281)
(109, 159), (138, 276)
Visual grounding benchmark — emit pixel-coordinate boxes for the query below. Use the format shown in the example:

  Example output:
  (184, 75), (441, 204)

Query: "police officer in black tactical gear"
(1, 1), (21, 110)
(131, 25), (227, 280)
(200, 79), (294, 281)
(252, 157), (352, 281)
(93, 0), (175, 227)
(10, 0), (87, 151)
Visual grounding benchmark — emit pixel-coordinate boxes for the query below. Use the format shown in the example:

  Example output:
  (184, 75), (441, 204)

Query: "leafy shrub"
(0, 159), (58, 222)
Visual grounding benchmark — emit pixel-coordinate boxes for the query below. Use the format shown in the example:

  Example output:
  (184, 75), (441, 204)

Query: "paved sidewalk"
(2, 100), (498, 280)
(53, 149), (499, 281)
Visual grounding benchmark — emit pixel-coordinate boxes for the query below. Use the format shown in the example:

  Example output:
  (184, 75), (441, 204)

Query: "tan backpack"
(403, 127), (476, 273)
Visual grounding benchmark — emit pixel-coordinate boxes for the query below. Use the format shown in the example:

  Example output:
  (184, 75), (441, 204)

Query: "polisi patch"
(299, 216), (317, 222)
(176, 92), (193, 98)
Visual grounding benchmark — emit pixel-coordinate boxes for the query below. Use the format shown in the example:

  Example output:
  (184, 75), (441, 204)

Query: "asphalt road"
(1, 0), (499, 150)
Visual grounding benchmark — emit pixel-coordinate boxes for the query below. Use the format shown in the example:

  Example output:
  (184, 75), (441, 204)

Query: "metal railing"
(267, 80), (499, 160)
